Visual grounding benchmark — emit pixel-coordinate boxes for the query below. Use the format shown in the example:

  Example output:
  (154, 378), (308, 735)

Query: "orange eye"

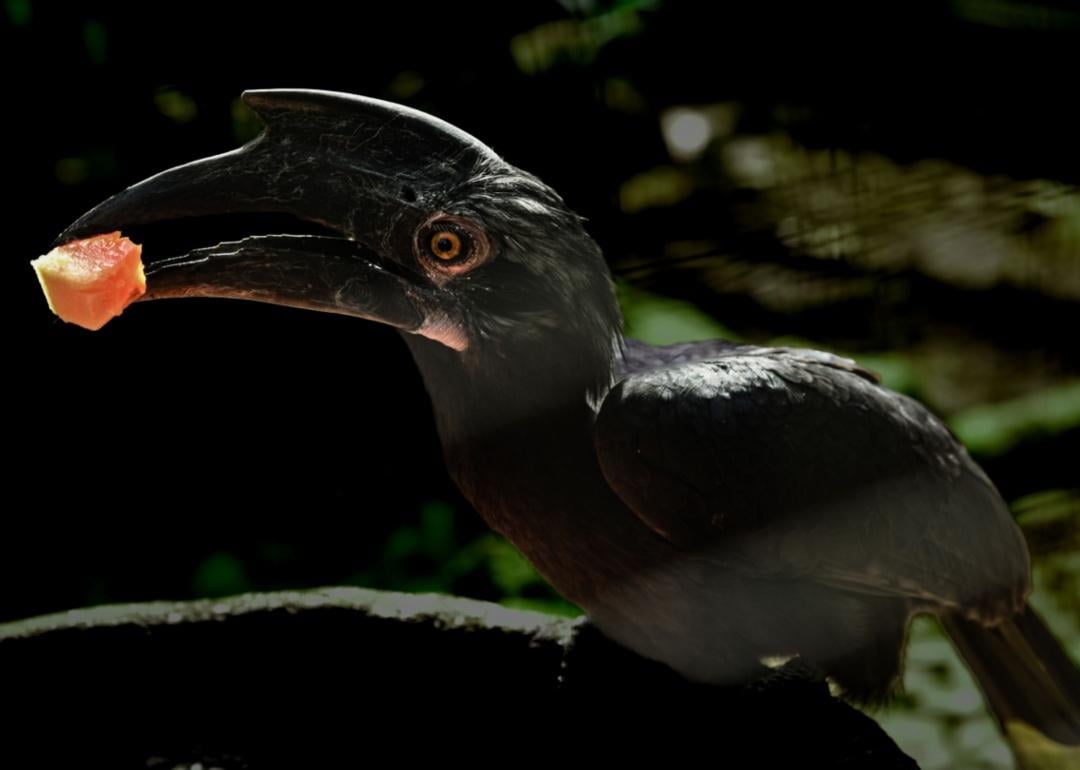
(416, 215), (490, 275)
(429, 230), (463, 261)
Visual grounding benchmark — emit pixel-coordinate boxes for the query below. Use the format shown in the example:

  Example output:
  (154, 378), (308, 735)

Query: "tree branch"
(0, 587), (917, 768)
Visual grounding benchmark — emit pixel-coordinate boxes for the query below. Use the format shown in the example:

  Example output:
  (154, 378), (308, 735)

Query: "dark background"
(4, 2), (1078, 763)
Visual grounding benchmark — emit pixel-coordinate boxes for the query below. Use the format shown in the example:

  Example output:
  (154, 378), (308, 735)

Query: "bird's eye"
(429, 230), (464, 261)
(417, 215), (490, 275)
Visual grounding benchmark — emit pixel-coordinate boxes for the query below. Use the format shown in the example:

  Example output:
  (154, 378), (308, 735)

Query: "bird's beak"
(53, 88), (498, 333)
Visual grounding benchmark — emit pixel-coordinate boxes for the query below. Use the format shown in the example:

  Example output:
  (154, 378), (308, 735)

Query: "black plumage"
(57, 89), (1080, 743)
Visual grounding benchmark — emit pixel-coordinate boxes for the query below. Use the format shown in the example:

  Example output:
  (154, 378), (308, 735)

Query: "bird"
(55, 88), (1080, 745)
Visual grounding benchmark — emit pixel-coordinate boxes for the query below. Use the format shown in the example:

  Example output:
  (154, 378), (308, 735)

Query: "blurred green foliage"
(54, 147), (116, 186)
(82, 19), (106, 65)
(618, 281), (736, 344)
(154, 87), (199, 124)
(340, 500), (580, 617)
(231, 97), (263, 144)
(510, 1), (647, 74)
(193, 552), (252, 598)
(951, 383), (1080, 457)
(5, 0), (29, 27)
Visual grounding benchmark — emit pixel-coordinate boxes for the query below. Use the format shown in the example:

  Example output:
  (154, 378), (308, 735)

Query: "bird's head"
(56, 89), (623, 430)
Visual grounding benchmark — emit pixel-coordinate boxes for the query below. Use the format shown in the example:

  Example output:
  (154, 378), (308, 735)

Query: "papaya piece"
(32, 232), (145, 331)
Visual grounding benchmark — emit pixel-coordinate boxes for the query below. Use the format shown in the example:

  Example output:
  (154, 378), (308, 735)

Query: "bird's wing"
(594, 347), (1028, 616)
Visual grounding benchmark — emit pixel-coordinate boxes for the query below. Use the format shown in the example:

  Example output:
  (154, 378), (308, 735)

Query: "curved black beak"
(142, 234), (428, 331)
(53, 89), (498, 333)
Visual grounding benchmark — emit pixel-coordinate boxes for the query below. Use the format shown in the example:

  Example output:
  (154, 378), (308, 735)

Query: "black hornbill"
(56, 89), (1079, 743)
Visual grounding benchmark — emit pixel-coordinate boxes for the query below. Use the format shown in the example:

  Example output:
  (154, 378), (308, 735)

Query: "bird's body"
(56, 88), (1080, 744)
(407, 327), (1028, 701)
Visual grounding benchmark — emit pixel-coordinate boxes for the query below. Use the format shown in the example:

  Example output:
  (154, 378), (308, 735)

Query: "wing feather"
(594, 347), (1028, 619)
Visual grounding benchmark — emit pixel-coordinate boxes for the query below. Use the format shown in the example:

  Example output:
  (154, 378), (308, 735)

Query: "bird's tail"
(940, 604), (1080, 750)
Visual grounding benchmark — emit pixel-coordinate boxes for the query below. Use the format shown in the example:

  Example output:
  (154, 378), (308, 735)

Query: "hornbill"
(55, 89), (1080, 744)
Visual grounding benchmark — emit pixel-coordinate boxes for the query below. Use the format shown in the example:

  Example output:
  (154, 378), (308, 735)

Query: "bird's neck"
(402, 327), (667, 605)
(403, 328), (619, 449)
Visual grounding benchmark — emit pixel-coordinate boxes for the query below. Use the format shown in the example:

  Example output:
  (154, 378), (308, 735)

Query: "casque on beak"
(53, 89), (499, 335)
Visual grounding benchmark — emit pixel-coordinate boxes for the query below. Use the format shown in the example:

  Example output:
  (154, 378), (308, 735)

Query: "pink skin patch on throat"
(416, 315), (469, 351)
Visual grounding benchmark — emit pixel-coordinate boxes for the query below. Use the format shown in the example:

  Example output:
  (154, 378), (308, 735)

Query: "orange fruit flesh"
(32, 232), (146, 331)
